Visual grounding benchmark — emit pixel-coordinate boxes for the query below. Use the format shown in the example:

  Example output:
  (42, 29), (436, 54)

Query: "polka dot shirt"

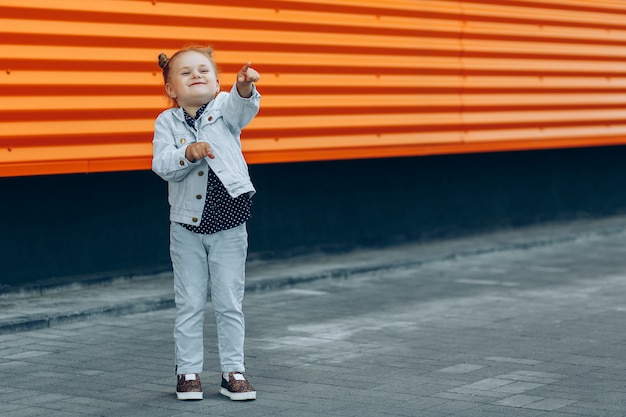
(179, 104), (252, 235)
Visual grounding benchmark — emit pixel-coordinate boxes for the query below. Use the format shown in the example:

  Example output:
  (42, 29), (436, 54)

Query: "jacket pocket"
(172, 130), (196, 149)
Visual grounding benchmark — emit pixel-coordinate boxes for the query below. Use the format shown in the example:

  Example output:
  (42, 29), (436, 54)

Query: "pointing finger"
(238, 62), (252, 83)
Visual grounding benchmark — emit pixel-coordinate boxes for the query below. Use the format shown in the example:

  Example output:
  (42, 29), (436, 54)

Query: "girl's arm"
(220, 63), (261, 133)
(236, 62), (260, 98)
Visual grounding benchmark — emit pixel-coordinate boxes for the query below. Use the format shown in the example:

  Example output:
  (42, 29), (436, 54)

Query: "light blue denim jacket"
(152, 84), (260, 226)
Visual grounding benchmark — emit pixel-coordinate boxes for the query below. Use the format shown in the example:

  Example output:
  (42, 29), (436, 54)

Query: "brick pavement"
(2, 215), (626, 416)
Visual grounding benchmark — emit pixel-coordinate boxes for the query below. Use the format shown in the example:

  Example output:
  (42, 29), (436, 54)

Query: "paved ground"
(2, 215), (626, 416)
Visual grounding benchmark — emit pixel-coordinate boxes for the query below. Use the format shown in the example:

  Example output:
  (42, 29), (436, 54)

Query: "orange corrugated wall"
(2, 0), (626, 177)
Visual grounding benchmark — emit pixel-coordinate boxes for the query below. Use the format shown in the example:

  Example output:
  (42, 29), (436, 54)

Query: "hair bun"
(158, 53), (169, 69)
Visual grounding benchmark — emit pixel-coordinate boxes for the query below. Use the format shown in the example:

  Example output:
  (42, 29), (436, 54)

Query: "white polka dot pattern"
(181, 168), (251, 234)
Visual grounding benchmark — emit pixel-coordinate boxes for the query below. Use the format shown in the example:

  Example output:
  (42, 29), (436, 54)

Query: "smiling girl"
(152, 46), (260, 402)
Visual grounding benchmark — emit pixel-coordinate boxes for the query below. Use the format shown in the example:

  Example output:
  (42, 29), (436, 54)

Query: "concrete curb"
(0, 298), (177, 334)
(2, 215), (626, 334)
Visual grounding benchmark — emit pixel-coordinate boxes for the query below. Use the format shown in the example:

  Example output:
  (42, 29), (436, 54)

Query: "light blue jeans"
(169, 221), (248, 375)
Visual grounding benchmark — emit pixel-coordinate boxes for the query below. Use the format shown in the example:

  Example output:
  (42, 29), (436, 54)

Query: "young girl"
(152, 46), (260, 401)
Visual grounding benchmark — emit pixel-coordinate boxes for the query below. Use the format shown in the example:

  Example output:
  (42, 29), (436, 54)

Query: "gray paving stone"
(461, 377), (515, 391)
(437, 363), (485, 374)
(495, 394), (546, 407)
(1, 216), (626, 415)
(435, 390), (503, 403)
(4, 407), (81, 417)
(454, 404), (545, 417)
(425, 399), (479, 413)
(485, 357), (544, 365)
(0, 402), (27, 413)
(494, 372), (560, 384)
(447, 386), (511, 399)
(493, 381), (545, 394)
(524, 397), (578, 411)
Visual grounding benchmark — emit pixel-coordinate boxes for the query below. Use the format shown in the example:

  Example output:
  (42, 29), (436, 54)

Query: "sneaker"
(220, 372), (256, 401)
(176, 373), (203, 400)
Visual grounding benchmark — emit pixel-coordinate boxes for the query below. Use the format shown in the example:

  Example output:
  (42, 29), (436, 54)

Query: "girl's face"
(165, 51), (220, 113)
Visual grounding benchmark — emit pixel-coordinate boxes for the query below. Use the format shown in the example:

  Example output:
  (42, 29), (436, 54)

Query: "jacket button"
(180, 138), (186, 144)
(207, 116), (213, 121)
(196, 194), (202, 199)
(192, 217), (198, 222)
(179, 160), (185, 166)
(198, 171), (204, 176)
